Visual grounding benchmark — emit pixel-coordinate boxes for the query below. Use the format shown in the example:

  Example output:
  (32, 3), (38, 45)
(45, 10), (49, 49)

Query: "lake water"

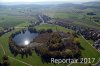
(13, 30), (38, 46)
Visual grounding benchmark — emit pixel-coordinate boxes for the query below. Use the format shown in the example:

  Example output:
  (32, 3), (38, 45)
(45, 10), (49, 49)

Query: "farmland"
(0, 1), (100, 66)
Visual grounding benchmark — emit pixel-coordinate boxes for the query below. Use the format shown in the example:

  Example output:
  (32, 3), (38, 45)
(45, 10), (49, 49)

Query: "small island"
(34, 31), (81, 62)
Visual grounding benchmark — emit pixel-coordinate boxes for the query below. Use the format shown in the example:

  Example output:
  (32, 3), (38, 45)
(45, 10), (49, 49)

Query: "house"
(94, 39), (100, 50)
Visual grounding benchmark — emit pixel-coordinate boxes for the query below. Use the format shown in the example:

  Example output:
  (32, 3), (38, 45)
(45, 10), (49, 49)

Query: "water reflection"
(24, 40), (30, 45)
(13, 30), (38, 46)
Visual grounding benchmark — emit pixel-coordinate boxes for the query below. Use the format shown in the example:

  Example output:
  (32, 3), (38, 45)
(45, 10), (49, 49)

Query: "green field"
(0, 24), (100, 66)
(42, 6), (100, 29)
(35, 24), (73, 33)
(0, 9), (37, 27)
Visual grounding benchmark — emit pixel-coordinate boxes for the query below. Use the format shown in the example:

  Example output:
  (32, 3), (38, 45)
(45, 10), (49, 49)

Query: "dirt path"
(8, 56), (33, 66)
(0, 42), (33, 66)
(81, 35), (100, 53)
(0, 43), (5, 55)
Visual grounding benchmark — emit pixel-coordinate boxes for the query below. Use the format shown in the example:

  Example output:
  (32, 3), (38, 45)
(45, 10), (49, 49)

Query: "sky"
(0, 0), (100, 3)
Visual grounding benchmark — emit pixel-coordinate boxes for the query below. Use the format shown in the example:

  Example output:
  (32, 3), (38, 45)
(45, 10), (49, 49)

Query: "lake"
(13, 29), (38, 47)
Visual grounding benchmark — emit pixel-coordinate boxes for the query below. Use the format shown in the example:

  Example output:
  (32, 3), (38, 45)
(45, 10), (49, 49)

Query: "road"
(0, 43), (5, 55)
(38, 15), (47, 25)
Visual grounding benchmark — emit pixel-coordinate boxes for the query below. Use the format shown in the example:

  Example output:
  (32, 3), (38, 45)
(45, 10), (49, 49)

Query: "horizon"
(0, 0), (100, 4)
